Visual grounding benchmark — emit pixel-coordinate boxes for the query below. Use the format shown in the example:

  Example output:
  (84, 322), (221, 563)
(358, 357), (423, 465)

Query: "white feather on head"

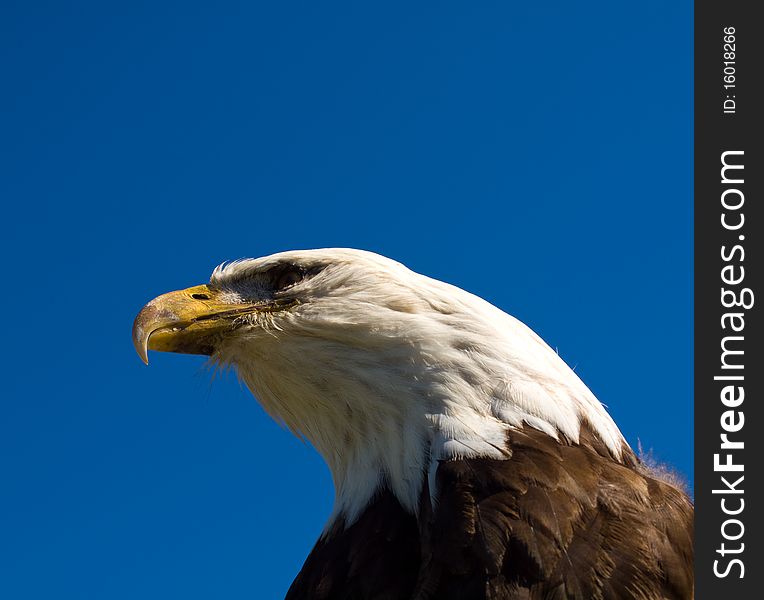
(210, 249), (627, 526)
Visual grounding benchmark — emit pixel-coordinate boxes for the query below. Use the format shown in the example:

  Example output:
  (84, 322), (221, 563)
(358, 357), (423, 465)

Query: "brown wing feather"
(286, 425), (694, 600)
(422, 426), (694, 600)
(285, 492), (420, 600)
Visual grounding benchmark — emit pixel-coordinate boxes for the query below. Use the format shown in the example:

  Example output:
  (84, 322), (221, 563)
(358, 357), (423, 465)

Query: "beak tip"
(132, 319), (151, 365)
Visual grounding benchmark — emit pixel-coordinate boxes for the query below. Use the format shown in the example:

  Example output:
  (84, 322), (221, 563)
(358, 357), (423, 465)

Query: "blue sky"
(1, 2), (692, 598)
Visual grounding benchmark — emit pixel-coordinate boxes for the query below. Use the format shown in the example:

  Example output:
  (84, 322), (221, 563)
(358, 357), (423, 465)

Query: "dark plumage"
(288, 426), (693, 600)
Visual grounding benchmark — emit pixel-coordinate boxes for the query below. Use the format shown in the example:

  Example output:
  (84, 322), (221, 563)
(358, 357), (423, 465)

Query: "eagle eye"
(275, 267), (304, 290)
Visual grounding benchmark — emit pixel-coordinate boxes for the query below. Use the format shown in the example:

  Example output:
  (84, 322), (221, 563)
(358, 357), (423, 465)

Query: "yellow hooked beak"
(132, 284), (260, 365)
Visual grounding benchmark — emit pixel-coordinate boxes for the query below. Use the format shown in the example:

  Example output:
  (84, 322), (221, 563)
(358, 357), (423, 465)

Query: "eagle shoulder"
(287, 427), (693, 600)
(417, 426), (693, 599)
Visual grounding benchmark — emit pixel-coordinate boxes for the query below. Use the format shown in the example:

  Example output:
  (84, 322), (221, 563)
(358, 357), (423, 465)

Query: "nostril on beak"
(191, 293), (211, 300)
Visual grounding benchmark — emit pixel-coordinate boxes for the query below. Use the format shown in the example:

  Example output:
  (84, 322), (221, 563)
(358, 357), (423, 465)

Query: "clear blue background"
(1, 2), (693, 598)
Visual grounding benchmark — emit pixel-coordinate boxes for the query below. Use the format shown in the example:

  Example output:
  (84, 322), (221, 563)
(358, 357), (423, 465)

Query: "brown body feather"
(286, 427), (693, 600)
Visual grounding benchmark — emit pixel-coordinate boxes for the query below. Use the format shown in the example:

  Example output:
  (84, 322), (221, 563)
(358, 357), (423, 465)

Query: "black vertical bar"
(695, 1), (762, 597)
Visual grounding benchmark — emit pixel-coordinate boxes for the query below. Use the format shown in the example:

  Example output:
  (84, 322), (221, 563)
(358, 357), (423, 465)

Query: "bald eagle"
(133, 249), (693, 599)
